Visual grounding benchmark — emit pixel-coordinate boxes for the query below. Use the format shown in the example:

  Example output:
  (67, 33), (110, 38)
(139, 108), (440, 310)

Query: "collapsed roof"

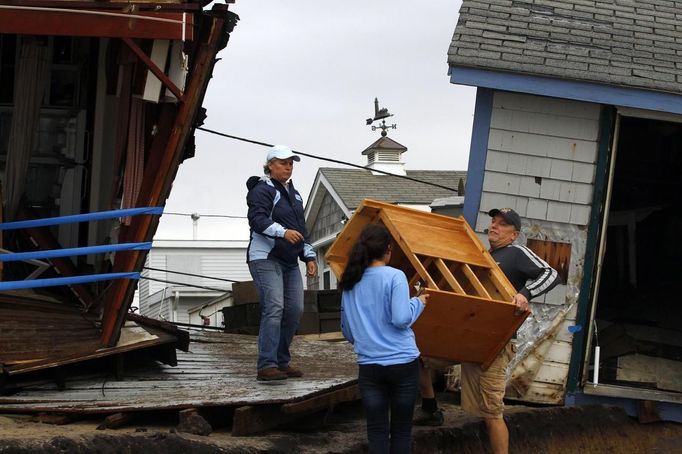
(0, 0), (238, 388)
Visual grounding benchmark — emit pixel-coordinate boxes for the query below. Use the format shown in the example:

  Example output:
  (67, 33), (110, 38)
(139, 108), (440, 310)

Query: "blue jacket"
(246, 175), (316, 266)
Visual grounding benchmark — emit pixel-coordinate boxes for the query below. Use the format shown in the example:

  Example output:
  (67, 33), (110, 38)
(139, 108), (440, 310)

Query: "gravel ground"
(1, 393), (681, 453)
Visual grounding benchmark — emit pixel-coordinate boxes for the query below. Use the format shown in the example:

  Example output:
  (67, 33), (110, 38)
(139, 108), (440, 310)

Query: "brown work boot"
(279, 365), (304, 378)
(257, 367), (287, 381)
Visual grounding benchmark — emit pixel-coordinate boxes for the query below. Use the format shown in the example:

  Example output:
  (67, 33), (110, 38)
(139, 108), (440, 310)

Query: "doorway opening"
(590, 114), (682, 395)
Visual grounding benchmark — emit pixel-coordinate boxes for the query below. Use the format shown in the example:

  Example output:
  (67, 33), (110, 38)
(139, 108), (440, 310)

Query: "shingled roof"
(448, 0), (682, 95)
(319, 168), (466, 210)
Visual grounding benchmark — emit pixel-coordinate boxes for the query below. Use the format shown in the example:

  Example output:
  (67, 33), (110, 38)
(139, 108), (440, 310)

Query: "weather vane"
(365, 97), (396, 137)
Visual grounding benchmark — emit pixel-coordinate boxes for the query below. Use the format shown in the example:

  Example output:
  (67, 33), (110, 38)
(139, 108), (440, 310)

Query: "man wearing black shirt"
(460, 208), (559, 454)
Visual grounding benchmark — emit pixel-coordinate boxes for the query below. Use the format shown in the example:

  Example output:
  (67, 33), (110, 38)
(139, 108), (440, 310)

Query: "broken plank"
(29, 412), (79, 425)
(232, 404), (291, 436)
(97, 412), (134, 430)
(280, 384), (360, 415)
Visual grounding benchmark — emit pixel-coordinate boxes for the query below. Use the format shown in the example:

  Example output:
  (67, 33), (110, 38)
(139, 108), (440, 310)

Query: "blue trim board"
(450, 66), (682, 116)
(566, 392), (682, 423)
(566, 107), (615, 392)
(463, 87), (493, 227)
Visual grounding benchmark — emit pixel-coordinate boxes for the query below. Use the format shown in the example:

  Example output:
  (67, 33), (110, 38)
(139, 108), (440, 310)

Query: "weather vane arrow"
(365, 97), (397, 137)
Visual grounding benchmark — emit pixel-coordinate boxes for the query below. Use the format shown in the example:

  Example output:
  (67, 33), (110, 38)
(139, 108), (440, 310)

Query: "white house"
(138, 239), (251, 326)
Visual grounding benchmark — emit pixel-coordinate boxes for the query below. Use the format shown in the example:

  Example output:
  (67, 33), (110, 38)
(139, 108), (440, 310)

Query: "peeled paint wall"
(507, 221), (587, 403)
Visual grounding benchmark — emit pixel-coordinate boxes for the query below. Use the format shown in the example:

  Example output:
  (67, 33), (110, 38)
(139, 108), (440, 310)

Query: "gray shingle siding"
(449, 0), (682, 95)
(319, 168), (467, 210)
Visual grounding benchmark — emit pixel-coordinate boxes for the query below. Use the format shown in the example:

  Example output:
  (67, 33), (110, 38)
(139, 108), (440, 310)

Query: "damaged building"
(448, 0), (682, 421)
(0, 0), (238, 390)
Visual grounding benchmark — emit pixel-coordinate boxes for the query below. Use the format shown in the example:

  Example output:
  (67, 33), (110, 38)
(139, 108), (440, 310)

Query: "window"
(0, 35), (82, 108)
(0, 35), (16, 104)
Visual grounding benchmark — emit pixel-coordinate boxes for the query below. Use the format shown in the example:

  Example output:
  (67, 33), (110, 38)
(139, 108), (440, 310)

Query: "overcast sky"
(154, 0), (476, 241)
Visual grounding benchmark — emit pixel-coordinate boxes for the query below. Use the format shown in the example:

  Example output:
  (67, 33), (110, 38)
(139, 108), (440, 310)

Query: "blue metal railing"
(0, 207), (162, 291)
(0, 207), (163, 231)
(0, 242), (153, 262)
(0, 272), (141, 291)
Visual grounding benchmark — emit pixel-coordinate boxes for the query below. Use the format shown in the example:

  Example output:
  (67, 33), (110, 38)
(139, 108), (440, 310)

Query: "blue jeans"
(358, 359), (420, 454)
(248, 259), (304, 371)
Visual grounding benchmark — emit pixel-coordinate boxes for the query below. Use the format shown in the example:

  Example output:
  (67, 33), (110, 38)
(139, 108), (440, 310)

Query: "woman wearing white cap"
(246, 144), (317, 381)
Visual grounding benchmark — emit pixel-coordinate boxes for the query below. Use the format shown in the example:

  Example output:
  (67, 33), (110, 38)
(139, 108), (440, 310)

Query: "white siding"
(138, 253), (167, 316)
(147, 253), (167, 295)
(143, 297), (172, 321)
(201, 252), (252, 289)
(137, 241), (249, 322)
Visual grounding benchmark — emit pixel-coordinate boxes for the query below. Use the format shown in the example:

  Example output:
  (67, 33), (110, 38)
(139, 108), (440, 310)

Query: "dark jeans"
(358, 358), (420, 454)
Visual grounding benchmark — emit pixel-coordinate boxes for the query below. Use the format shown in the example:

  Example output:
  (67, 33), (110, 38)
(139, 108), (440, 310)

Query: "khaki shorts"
(460, 342), (515, 419)
(420, 356), (456, 372)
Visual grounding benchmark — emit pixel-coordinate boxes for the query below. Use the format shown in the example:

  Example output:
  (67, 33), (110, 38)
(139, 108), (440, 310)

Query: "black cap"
(488, 208), (521, 231)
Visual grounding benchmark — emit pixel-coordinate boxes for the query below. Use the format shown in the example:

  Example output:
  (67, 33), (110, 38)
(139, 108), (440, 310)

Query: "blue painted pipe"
(0, 272), (140, 291)
(0, 242), (153, 262)
(0, 207), (163, 231)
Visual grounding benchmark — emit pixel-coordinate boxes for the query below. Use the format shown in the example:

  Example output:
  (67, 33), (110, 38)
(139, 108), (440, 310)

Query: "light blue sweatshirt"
(340, 266), (425, 366)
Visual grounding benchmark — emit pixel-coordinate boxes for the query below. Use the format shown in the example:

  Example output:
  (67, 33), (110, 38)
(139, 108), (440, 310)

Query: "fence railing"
(0, 207), (163, 292)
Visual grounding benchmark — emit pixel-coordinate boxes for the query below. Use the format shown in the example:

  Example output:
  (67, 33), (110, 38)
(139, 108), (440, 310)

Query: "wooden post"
(100, 7), (235, 346)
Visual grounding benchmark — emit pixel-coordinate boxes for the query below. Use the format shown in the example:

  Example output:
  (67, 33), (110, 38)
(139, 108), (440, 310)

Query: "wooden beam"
(485, 266), (515, 301)
(0, 8), (194, 40)
(6, 333), (178, 376)
(99, 8), (231, 346)
(97, 412), (134, 430)
(122, 37), (184, 102)
(127, 312), (190, 351)
(461, 264), (491, 299)
(17, 210), (95, 309)
(0, 1), (201, 11)
(29, 412), (79, 425)
(636, 400), (661, 424)
(231, 385), (360, 436)
(460, 216), (516, 298)
(434, 258), (465, 294)
(408, 257), (432, 295)
(280, 384), (360, 415)
(232, 404), (288, 437)
(378, 211), (437, 289)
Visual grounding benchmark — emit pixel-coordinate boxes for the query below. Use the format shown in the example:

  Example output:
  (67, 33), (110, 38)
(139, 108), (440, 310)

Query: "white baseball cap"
(266, 144), (300, 162)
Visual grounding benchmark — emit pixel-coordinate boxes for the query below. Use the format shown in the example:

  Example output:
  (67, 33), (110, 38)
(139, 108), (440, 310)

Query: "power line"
(143, 266), (242, 283)
(197, 127), (459, 193)
(140, 276), (230, 293)
(164, 212), (247, 219)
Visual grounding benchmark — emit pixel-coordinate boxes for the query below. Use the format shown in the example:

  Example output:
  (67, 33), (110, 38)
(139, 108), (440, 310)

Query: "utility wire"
(140, 276), (230, 293)
(164, 212), (247, 219)
(197, 127), (460, 193)
(143, 266), (241, 283)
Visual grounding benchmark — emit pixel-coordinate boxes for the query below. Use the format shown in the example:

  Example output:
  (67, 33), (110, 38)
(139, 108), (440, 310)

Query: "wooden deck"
(0, 297), (187, 394)
(0, 330), (358, 415)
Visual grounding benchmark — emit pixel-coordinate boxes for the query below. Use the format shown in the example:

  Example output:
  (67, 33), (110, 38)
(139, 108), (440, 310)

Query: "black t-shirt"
(490, 244), (560, 300)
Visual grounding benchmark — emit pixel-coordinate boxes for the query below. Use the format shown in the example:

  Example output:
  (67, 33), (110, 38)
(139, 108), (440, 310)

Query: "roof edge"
(449, 65), (682, 116)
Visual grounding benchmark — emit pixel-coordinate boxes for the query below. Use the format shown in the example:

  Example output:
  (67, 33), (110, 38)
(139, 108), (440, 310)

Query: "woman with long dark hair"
(339, 223), (428, 454)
